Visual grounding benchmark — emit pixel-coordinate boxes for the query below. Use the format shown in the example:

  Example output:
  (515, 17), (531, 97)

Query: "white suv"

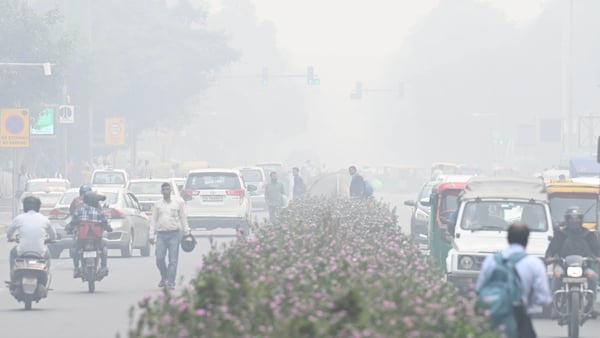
(182, 169), (254, 233)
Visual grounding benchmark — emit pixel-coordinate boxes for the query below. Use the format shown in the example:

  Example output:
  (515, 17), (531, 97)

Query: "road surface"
(0, 195), (599, 337)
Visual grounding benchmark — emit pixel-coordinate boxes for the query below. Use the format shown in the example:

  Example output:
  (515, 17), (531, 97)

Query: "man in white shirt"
(150, 182), (190, 289)
(6, 196), (56, 278)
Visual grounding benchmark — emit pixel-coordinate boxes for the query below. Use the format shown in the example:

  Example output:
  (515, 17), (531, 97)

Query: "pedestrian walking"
(150, 182), (190, 289)
(292, 167), (306, 200)
(265, 171), (285, 224)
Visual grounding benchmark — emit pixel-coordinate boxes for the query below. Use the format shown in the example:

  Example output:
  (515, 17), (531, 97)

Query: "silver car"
(93, 187), (152, 257)
(237, 167), (267, 211)
(127, 178), (182, 217)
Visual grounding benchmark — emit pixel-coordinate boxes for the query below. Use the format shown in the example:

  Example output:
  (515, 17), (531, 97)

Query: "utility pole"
(564, 0), (574, 157)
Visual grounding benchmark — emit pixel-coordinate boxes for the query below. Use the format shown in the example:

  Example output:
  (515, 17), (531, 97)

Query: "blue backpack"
(477, 252), (527, 338)
(364, 180), (374, 197)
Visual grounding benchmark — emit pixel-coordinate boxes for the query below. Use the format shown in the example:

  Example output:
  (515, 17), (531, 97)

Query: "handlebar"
(545, 256), (600, 265)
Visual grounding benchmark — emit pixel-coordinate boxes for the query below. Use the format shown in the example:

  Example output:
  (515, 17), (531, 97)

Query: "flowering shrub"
(127, 198), (498, 338)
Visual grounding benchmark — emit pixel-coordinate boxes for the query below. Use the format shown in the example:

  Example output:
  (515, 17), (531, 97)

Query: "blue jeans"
(155, 231), (181, 285)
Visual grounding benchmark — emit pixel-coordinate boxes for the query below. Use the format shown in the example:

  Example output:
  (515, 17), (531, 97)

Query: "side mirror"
(404, 200), (416, 207)
(183, 193), (192, 202)
(140, 204), (152, 212)
(247, 184), (257, 192)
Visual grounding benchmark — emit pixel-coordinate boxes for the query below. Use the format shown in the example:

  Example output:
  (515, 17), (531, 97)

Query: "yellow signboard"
(0, 108), (30, 148)
(105, 118), (126, 145)
(156, 127), (173, 145)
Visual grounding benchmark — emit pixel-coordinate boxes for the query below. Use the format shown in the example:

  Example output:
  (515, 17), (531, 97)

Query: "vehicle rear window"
(186, 173), (241, 190)
(25, 181), (69, 192)
(240, 170), (264, 183)
(93, 172), (126, 185)
(98, 192), (118, 205)
(129, 182), (166, 195)
(32, 193), (63, 206)
(59, 191), (79, 205)
(257, 164), (283, 175)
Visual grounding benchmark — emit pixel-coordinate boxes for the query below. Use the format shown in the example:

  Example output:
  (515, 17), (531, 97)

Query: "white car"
(182, 169), (254, 233)
(91, 168), (129, 187)
(236, 167), (267, 211)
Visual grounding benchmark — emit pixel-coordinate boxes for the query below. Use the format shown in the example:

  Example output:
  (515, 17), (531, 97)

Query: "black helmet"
(23, 196), (41, 213)
(181, 234), (196, 253)
(79, 184), (92, 197)
(83, 191), (106, 207)
(564, 206), (583, 227)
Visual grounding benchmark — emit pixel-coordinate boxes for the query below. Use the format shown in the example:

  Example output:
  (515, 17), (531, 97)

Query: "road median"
(126, 197), (498, 338)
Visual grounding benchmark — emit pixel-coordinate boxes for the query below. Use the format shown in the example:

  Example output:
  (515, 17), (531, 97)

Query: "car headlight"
(415, 208), (429, 222)
(567, 266), (583, 278)
(458, 255), (475, 270)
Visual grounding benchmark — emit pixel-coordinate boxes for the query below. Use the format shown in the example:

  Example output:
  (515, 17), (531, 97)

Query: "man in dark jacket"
(545, 207), (600, 298)
(348, 166), (365, 198)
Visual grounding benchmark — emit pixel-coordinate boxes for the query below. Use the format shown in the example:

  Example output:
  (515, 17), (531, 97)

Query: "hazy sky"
(205, 0), (549, 167)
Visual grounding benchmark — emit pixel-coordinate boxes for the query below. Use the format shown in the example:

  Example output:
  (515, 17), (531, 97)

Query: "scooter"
(548, 255), (596, 338)
(5, 239), (53, 310)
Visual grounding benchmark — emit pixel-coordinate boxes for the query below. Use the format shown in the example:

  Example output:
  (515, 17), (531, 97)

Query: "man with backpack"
(476, 222), (551, 338)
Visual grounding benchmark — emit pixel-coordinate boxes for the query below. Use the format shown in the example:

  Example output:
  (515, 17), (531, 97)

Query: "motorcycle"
(548, 255), (597, 338)
(74, 221), (107, 293)
(5, 238), (53, 310)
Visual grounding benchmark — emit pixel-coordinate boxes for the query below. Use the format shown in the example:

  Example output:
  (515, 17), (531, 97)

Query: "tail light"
(227, 189), (245, 197)
(103, 208), (124, 219)
(183, 189), (200, 196)
(48, 208), (68, 220)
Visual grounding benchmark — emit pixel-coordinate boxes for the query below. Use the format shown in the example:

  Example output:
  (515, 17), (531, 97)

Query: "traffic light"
(261, 67), (269, 85)
(307, 66), (320, 85)
(350, 82), (362, 99)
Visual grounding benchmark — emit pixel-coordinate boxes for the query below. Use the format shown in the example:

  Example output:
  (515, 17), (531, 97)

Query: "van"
(446, 177), (553, 290)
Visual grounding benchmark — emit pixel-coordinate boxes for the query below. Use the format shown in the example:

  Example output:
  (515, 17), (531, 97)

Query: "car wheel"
(121, 233), (133, 257)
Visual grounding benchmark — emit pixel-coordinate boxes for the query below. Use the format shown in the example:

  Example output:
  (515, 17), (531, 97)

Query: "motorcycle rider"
(70, 184), (92, 215)
(69, 191), (112, 278)
(545, 207), (600, 312)
(6, 196), (56, 280)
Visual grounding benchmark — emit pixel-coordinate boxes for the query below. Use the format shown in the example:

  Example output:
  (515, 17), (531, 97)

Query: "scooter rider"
(70, 191), (112, 278)
(545, 207), (600, 303)
(6, 196), (57, 280)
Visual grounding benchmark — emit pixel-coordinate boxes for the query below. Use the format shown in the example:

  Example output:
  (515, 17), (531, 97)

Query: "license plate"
(202, 195), (223, 202)
(562, 277), (587, 283)
(22, 276), (37, 286)
(83, 251), (97, 258)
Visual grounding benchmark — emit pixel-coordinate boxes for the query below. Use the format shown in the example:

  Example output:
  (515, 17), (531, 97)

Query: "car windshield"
(440, 190), (461, 217)
(129, 182), (169, 195)
(32, 193), (63, 206)
(550, 196), (597, 224)
(93, 172), (125, 185)
(186, 173), (241, 190)
(419, 183), (435, 200)
(460, 201), (548, 232)
(240, 169), (264, 183)
(58, 191), (79, 205)
(26, 181), (68, 192)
